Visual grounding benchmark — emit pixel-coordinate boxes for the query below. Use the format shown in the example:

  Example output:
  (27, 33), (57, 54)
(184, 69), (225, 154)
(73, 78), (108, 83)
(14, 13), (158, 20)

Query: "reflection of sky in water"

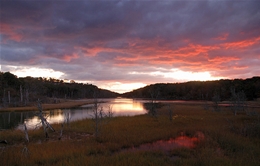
(14, 98), (147, 130)
(102, 98), (146, 115)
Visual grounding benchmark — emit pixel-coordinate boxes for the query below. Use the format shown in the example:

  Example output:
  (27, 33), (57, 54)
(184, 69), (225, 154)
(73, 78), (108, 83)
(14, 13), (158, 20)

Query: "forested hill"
(121, 77), (260, 101)
(1, 71), (260, 106)
(0, 72), (119, 106)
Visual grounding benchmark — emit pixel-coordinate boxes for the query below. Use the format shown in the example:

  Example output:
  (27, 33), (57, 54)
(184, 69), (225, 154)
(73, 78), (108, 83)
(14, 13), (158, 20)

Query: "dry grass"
(0, 103), (260, 166)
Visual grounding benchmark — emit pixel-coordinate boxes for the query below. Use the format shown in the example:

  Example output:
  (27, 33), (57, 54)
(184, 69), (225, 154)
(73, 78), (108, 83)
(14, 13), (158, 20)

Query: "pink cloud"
(0, 24), (23, 42)
(1, 0), (259, 93)
(213, 33), (229, 41)
(62, 53), (79, 62)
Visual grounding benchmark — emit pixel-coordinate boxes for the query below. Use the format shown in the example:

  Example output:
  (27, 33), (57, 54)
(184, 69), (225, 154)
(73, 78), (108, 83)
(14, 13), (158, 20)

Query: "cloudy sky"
(1, 0), (260, 93)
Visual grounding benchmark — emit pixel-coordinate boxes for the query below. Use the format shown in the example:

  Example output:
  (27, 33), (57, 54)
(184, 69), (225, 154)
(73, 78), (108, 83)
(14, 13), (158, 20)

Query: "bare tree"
(107, 105), (113, 118)
(21, 123), (30, 157)
(58, 111), (71, 140)
(58, 123), (64, 140)
(8, 91), (10, 104)
(37, 99), (55, 138)
(91, 89), (114, 139)
(93, 96), (98, 137)
(20, 85), (23, 103)
(63, 111), (71, 127)
(24, 89), (29, 106)
(24, 123), (29, 143)
(2, 89), (7, 107)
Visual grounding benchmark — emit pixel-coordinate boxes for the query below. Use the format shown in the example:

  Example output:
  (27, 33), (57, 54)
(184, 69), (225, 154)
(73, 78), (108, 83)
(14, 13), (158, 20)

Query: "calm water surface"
(0, 98), (148, 130)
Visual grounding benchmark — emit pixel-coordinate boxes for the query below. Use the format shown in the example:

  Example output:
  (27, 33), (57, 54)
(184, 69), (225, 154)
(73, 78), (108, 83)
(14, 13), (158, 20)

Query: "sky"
(1, 0), (260, 93)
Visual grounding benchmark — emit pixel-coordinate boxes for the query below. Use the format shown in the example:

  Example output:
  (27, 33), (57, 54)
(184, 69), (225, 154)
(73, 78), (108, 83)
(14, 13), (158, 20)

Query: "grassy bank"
(0, 100), (92, 112)
(0, 104), (260, 165)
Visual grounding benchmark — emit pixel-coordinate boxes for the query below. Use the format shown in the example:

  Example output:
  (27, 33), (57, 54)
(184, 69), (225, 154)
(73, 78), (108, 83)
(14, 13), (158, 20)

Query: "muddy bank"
(0, 100), (92, 112)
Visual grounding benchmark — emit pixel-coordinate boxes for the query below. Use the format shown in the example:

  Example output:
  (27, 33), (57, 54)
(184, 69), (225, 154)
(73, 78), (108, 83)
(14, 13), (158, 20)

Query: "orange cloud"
(175, 44), (218, 55)
(115, 55), (140, 63)
(233, 65), (248, 70)
(222, 36), (260, 49)
(73, 34), (258, 77)
(207, 56), (239, 64)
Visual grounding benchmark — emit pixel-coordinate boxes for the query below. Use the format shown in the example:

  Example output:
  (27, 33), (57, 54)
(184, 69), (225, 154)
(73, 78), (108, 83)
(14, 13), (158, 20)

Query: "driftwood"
(44, 118), (55, 132)
(0, 140), (8, 144)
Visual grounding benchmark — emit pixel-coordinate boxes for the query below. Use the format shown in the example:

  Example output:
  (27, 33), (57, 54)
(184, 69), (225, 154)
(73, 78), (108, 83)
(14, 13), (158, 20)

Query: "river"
(1, 98), (244, 130)
(0, 98), (149, 130)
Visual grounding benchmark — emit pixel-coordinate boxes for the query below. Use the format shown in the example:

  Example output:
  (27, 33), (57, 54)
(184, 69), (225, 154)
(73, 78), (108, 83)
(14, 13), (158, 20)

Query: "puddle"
(125, 131), (204, 152)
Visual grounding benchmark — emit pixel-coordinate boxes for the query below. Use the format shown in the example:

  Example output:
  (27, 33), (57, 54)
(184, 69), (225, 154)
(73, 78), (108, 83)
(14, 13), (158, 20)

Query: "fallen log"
(0, 140), (8, 144)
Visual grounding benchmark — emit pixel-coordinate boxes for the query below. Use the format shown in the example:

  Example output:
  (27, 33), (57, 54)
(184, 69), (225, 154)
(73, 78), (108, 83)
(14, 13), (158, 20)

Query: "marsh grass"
(0, 103), (260, 165)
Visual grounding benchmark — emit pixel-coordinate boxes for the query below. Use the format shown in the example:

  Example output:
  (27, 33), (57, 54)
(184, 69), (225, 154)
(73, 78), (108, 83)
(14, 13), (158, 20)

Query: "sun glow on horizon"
(151, 69), (225, 81)
(130, 68), (225, 83)
(98, 82), (147, 94)
(3, 65), (226, 94)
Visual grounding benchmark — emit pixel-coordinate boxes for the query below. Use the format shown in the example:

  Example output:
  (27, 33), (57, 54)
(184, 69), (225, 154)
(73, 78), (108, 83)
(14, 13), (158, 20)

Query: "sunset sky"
(1, 1), (260, 93)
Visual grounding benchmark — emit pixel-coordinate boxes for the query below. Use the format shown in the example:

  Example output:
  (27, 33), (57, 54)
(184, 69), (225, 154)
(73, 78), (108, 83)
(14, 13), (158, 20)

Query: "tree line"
(0, 72), (119, 107)
(121, 77), (260, 101)
(1, 71), (259, 108)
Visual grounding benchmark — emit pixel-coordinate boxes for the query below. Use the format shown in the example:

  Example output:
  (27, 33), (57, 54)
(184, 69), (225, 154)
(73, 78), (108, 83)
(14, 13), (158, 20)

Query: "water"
(0, 98), (148, 130)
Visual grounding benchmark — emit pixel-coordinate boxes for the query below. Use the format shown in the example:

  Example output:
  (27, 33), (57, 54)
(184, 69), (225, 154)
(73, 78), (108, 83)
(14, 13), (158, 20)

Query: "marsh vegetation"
(1, 102), (259, 166)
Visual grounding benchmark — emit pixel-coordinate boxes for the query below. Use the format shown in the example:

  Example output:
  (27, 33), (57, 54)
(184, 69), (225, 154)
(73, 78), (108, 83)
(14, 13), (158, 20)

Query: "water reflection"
(102, 98), (146, 116)
(0, 98), (147, 130)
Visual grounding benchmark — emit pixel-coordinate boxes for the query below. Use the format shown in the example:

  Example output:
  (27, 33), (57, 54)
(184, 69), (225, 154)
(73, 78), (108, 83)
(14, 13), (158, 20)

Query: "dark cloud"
(1, 0), (260, 92)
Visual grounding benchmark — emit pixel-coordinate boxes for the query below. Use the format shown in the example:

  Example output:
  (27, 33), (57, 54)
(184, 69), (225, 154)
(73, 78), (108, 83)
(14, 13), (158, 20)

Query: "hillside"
(121, 77), (260, 101)
(1, 71), (260, 108)
(0, 72), (119, 107)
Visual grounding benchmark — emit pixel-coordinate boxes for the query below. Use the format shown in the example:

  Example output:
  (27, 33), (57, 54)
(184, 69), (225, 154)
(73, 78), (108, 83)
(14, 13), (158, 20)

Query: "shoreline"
(0, 98), (259, 112)
(0, 100), (92, 112)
